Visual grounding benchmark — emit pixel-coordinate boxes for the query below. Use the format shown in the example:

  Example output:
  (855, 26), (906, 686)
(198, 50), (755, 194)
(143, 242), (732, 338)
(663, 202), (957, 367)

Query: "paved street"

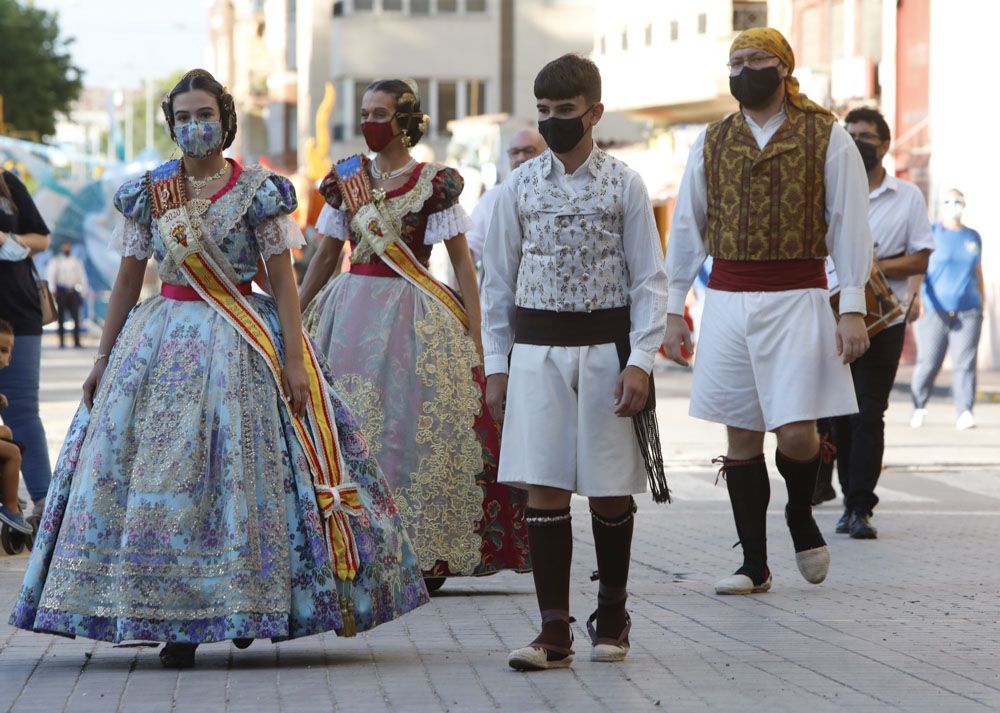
(1, 340), (999, 712)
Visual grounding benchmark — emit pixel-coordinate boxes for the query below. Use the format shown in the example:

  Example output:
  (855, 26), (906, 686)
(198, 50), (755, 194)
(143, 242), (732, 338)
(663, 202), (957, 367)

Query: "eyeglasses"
(727, 54), (779, 75)
(849, 131), (883, 144)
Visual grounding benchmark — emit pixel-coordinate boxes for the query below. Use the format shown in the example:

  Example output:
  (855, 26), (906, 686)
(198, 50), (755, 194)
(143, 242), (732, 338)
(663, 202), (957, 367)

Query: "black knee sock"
(526, 506), (573, 649)
(776, 448), (826, 552)
(722, 455), (770, 585)
(591, 499), (635, 640)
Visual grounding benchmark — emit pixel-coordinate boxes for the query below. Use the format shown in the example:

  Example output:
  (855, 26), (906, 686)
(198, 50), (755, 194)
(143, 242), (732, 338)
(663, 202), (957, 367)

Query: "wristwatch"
(93, 353), (109, 365)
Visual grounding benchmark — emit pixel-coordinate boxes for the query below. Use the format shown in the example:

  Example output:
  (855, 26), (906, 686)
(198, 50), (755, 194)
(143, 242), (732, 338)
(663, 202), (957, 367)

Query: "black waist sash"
(513, 307), (670, 503)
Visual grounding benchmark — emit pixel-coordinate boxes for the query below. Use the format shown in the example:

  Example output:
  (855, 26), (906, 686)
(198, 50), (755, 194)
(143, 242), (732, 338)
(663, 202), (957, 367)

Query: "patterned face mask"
(174, 120), (224, 159)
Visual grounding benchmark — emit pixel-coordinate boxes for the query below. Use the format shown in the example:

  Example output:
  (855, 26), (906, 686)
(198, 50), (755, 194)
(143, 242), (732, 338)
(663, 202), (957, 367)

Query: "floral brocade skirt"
(305, 272), (530, 577)
(9, 294), (428, 643)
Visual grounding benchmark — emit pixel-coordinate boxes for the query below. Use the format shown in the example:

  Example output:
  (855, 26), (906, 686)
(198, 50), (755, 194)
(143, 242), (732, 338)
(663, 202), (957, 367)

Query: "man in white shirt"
(818, 107), (933, 539)
(663, 28), (872, 596)
(482, 54), (668, 671)
(46, 242), (88, 348)
(465, 129), (546, 265)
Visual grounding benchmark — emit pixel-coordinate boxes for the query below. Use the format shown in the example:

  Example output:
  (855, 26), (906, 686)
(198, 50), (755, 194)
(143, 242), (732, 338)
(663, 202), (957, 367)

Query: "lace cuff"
(109, 218), (154, 259)
(424, 203), (474, 245)
(316, 203), (350, 240)
(257, 215), (306, 260)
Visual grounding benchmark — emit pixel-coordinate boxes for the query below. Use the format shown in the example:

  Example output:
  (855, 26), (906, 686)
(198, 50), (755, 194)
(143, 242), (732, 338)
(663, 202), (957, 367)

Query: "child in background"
(0, 320), (34, 535)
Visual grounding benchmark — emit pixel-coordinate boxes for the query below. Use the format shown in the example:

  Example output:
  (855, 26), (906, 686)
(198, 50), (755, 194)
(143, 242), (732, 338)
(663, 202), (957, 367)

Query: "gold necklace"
(186, 161), (231, 196)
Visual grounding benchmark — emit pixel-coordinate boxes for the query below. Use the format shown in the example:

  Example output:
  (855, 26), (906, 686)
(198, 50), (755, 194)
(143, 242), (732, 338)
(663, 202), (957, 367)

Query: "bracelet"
(93, 353), (109, 365)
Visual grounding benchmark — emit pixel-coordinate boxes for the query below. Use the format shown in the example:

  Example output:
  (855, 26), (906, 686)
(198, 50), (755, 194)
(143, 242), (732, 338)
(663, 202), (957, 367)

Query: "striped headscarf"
(730, 27), (833, 116)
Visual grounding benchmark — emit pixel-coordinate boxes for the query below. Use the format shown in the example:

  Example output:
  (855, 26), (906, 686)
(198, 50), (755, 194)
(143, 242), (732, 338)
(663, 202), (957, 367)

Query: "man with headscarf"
(663, 28), (873, 595)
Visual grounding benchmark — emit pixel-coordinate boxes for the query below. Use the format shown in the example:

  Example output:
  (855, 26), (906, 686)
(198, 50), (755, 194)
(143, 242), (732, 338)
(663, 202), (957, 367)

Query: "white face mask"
(940, 200), (964, 221)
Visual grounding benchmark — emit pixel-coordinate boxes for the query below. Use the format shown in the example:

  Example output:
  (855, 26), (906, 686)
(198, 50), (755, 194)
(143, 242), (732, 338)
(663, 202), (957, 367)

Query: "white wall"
(928, 0), (1000, 368)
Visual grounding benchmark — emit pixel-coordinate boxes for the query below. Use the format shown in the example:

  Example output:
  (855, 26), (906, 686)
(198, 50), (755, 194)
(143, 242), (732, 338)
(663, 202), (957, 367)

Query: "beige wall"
(512, 0), (594, 121)
(595, 0), (738, 113)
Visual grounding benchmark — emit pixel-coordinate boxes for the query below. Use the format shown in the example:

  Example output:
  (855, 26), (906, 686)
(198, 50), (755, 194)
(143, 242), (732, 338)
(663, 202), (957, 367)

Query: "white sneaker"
(909, 408), (927, 428)
(956, 410), (976, 431)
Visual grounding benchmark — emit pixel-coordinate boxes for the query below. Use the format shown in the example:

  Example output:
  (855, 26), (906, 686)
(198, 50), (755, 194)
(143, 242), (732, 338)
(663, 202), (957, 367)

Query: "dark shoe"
(849, 511), (877, 540)
(159, 642), (197, 668)
(423, 576), (446, 594)
(835, 509), (851, 534)
(811, 482), (837, 506)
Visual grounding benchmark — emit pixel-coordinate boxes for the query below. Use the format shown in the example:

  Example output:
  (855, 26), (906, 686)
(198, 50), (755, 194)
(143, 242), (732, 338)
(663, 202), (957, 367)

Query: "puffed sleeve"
(315, 167), (350, 240)
(110, 175), (154, 259)
(423, 166), (473, 245)
(250, 173), (306, 260)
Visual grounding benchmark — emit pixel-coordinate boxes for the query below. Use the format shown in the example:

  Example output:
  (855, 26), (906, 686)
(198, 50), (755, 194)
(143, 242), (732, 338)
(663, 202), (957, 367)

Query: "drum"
(829, 262), (904, 338)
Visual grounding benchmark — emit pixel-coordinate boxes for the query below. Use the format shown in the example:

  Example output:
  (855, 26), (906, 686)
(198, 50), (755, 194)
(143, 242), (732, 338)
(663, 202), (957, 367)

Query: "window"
(287, 0), (297, 69)
(411, 0), (430, 13)
(800, 6), (822, 67)
(438, 80), (457, 135)
(332, 1), (344, 16)
(621, 27), (628, 51)
(353, 79), (372, 136)
(860, 0), (882, 60)
(383, 0), (403, 10)
(670, 20), (679, 41)
(353, 0), (374, 10)
(466, 0), (487, 11)
(733, 1), (767, 32)
(438, 0), (458, 12)
(697, 13), (707, 35)
(831, 0), (844, 59)
(645, 23), (653, 47)
(465, 79), (486, 116)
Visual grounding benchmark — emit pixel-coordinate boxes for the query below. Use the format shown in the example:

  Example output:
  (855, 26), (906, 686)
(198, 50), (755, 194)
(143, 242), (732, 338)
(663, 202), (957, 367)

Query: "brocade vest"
(513, 148), (630, 312)
(704, 104), (835, 261)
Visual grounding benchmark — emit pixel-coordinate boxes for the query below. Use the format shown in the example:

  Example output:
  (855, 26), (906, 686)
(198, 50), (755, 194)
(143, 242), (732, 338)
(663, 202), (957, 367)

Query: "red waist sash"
(162, 281), (253, 301)
(350, 261), (402, 278)
(708, 258), (827, 292)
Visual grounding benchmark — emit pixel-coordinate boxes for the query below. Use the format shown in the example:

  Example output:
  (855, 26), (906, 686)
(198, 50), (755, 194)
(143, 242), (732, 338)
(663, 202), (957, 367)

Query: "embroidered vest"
(513, 149), (630, 312)
(703, 104), (835, 261)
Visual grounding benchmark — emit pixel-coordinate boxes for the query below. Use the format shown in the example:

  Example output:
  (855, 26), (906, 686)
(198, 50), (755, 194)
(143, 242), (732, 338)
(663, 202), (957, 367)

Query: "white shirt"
(47, 253), (88, 291)
(481, 145), (669, 376)
(665, 109), (873, 315)
(465, 184), (501, 263)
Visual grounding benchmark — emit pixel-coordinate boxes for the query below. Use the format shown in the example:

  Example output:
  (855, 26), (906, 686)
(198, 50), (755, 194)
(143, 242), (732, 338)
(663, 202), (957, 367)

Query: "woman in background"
(910, 189), (985, 430)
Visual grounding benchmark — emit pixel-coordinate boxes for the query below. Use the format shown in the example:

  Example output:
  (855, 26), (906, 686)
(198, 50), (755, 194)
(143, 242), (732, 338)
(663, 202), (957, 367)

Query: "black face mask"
(538, 105), (594, 154)
(729, 66), (782, 109)
(854, 140), (880, 172)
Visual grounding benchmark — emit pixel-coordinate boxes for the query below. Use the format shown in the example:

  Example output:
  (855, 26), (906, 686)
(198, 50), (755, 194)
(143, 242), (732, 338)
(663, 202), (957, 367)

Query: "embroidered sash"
(334, 155), (470, 330)
(146, 161), (364, 581)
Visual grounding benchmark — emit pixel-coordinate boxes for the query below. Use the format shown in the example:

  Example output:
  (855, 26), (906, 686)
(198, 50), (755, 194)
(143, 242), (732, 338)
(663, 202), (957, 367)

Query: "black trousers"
(830, 323), (906, 514)
(55, 288), (82, 346)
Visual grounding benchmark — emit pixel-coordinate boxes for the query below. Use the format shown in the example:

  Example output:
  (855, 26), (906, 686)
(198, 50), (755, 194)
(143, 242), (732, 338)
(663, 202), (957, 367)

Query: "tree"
(0, 0), (83, 139)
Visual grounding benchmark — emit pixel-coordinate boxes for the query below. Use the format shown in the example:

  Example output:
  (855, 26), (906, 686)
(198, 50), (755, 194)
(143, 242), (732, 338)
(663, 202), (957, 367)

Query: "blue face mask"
(174, 120), (224, 159)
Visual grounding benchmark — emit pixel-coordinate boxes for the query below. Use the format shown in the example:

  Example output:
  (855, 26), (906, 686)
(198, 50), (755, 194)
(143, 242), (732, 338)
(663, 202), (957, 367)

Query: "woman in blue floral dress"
(8, 70), (427, 668)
